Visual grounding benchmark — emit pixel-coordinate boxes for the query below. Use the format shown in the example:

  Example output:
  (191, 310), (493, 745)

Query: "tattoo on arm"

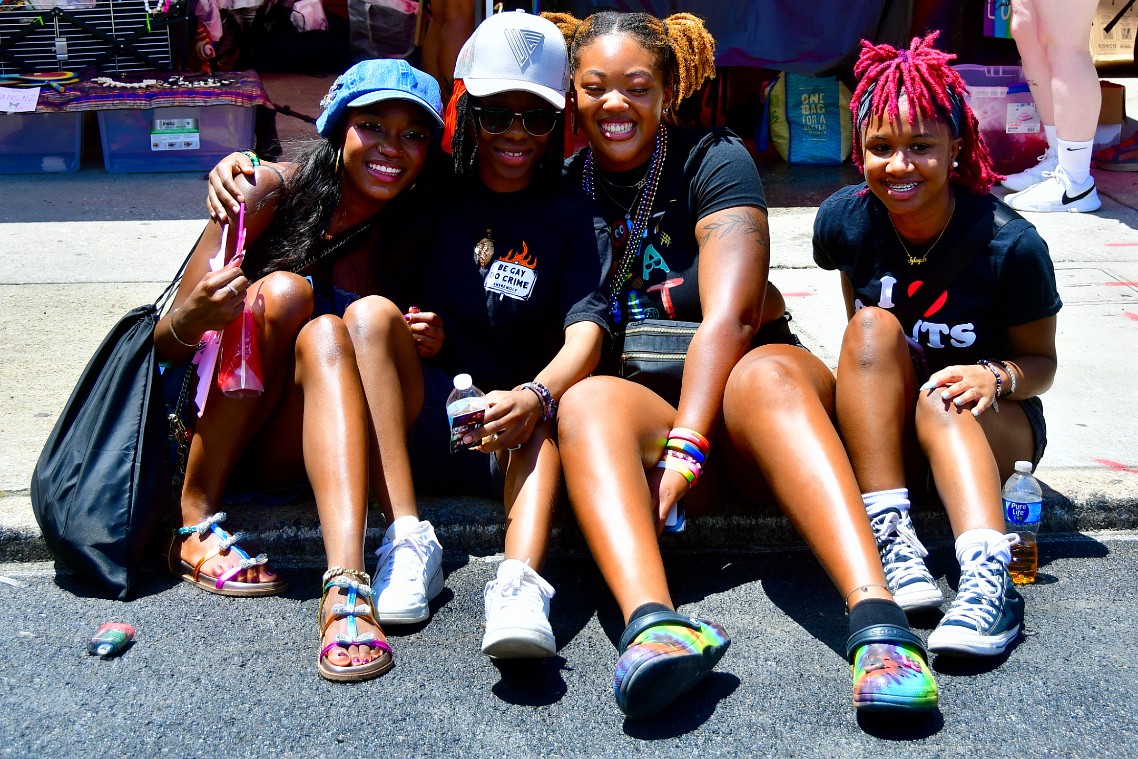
(698, 211), (764, 247)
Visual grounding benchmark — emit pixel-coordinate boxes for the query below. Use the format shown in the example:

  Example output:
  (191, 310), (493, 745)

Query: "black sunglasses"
(472, 106), (559, 137)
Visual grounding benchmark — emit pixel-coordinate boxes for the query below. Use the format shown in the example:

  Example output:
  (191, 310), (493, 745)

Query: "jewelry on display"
(582, 125), (669, 317)
(889, 198), (955, 266)
(474, 228), (495, 268)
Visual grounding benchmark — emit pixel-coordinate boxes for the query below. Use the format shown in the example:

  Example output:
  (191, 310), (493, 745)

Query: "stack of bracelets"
(519, 381), (557, 422)
(976, 359), (1017, 414)
(657, 427), (711, 488)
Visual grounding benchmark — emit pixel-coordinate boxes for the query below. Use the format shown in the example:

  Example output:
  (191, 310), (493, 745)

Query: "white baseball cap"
(453, 10), (569, 109)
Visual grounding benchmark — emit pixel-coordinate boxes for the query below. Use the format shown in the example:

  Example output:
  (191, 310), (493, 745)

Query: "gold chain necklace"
(889, 199), (955, 266)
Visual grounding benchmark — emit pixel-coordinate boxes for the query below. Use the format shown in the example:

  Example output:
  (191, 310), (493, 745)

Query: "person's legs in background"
(1005, 0), (1102, 211)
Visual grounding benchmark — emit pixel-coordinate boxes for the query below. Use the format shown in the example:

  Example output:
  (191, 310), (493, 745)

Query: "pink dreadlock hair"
(851, 31), (1003, 194)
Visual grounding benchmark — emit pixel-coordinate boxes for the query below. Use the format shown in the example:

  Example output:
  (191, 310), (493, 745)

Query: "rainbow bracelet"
(665, 438), (706, 464)
(669, 426), (710, 453)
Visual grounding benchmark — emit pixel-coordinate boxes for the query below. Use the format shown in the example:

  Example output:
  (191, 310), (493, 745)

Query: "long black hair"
(242, 123), (444, 281)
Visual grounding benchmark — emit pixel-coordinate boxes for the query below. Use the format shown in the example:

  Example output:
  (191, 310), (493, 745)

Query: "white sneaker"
(372, 516), (443, 624)
(927, 534), (1024, 657)
(1000, 147), (1057, 192)
(867, 501), (945, 612)
(481, 558), (556, 658)
(1004, 166), (1101, 213)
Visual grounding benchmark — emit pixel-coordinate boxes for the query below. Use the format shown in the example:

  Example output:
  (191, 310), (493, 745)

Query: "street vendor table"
(1, 69), (270, 173)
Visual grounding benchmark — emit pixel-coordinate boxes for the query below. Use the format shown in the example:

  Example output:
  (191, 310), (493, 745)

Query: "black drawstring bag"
(31, 247), (193, 600)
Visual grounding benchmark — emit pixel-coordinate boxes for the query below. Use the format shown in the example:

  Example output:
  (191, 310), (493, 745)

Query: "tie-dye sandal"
(318, 568), (393, 682)
(612, 610), (730, 719)
(847, 624), (938, 712)
(168, 512), (287, 597)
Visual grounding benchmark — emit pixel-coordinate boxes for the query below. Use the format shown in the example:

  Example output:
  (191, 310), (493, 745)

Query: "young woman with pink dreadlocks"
(814, 33), (1060, 662)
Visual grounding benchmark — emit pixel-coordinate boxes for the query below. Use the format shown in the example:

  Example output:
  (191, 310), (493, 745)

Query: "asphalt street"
(1, 534), (1135, 757)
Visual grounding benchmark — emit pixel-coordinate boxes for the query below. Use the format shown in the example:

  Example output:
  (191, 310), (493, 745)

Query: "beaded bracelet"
(995, 360), (1017, 399)
(519, 381), (557, 422)
(976, 359), (1001, 413)
(665, 438), (706, 464)
(240, 149), (260, 168)
(168, 308), (201, 349)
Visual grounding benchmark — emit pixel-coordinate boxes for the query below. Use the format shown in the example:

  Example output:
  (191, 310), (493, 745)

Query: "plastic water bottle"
(1002, 460), (1043, 584)
(446, 373), (487, 453)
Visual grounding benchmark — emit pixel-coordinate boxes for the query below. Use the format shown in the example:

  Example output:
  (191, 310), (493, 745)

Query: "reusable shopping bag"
(762, 72), (852, 165)
(30, 242), (195, 599)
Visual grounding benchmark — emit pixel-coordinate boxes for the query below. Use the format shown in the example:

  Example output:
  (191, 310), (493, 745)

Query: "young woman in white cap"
(208, 11), (610, 662)
(162, 58), (445, 682)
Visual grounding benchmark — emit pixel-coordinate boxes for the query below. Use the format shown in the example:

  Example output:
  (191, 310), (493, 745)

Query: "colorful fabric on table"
(29, 69), (270, 113)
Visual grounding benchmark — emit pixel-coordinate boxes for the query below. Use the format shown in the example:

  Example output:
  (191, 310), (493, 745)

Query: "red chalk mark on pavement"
(1125, 312), (1138, 322)
(1103, 243), (1138, 247)
(781, 292), (814, 297)
(1104, 281), (1138, 286)
(1094, 459), (1138, 475)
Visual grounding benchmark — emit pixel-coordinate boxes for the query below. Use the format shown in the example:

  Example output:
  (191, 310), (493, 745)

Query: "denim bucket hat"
(316, 59), (444, 138)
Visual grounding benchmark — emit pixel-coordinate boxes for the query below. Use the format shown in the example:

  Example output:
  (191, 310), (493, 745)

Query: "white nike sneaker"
(481, 559), (556, 658)
(1004, 166), (1101, 213)
(372, 516), (444, 624)
(1000, 147), (1058, 192)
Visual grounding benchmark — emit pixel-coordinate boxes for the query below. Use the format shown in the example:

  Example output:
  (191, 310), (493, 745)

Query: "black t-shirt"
(813, 183), (1062, 371)
(564, 127), (767, 326)
(414, 176), (611, 392)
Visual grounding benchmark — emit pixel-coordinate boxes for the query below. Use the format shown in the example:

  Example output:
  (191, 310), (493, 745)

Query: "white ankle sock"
(1058, 137), (1094, 184)
(1043, 124), (1057, 152)
(955, 528), (1011, 566)
(862, 488), (911, 516)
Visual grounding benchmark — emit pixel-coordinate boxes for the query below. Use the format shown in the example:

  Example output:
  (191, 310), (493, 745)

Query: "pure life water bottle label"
(1004, 498), (1042, 525)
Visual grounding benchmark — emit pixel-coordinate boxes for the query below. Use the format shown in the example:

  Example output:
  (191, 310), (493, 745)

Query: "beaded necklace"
(582, 125), (668, 317)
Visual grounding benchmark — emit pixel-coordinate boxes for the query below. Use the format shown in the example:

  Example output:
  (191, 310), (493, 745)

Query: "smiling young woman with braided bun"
(544, 10), (948, 719)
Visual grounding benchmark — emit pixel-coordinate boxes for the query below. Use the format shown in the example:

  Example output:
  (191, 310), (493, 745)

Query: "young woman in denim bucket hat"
(210, 12), (610, 663)
(162, 58), (444, 682)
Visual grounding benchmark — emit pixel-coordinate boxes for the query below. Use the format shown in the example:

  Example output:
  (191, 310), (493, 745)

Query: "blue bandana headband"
(855, 80), (964, 139)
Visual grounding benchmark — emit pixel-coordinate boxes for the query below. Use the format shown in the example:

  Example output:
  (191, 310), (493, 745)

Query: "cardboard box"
(1096, 80), (1127, 149)
(1091, 0), (1137, 66)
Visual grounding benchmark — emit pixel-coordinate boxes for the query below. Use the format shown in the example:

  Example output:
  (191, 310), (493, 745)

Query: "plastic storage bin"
(97, 104), (254, 173)
(954, 64), (1048, 175)
(0, 111), (83, 174)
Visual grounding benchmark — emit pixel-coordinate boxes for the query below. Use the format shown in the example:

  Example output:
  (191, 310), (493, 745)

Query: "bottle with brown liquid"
(1003, 461), (1043, 584)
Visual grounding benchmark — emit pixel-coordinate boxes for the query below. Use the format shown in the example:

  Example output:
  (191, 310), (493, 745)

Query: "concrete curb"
(3, 466), (1135, 565)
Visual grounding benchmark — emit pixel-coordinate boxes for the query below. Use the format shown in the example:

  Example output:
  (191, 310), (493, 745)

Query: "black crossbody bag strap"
(893, 202), (1017, 326)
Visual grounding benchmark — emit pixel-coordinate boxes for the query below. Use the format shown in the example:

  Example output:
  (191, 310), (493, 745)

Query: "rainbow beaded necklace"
(582, 125), (668, 318)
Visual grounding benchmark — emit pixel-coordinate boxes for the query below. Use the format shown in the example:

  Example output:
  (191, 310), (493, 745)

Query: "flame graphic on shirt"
(498, 241), (536, 269)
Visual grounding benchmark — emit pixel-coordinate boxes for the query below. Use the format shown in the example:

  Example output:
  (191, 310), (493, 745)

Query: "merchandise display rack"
(0, 0), (184, 76)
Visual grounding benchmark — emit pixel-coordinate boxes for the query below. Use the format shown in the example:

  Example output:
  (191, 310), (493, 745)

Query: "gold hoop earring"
(334, 148), (342, 175)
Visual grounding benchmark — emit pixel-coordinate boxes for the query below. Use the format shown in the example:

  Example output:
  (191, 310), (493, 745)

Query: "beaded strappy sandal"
(318, 567), (393, 682)
(168, 512), (288, 597)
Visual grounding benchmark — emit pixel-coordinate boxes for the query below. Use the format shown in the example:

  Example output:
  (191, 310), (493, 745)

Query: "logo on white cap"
(505, 28), (544, 71)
